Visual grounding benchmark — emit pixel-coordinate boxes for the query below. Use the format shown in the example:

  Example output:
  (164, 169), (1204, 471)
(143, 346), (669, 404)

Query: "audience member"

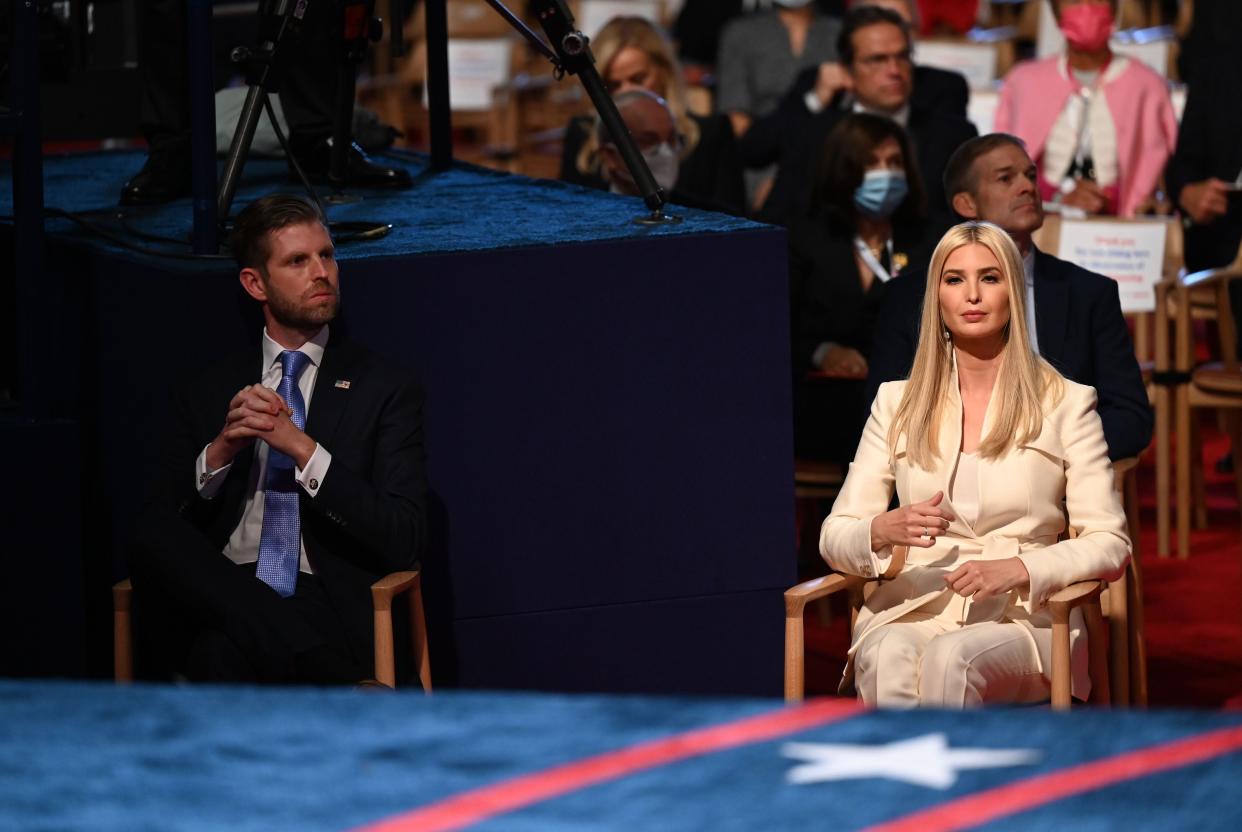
(867, 134), (1153, 460)
(1166, 1), (1242, 273)
(128, 195), (427, 684)
(994, 0), (1177, 217)
(594, 90), (728, 213)
(675, 0), (846, 68)
(716, 0), (844, 207)
(822, 220), (1130, 707)
(738, 0), (970, 192)
(560, 17), (745, 216)
(754, 5), (976, 225)
(789, 114), (934, 462)
(121, 0), (410, 205)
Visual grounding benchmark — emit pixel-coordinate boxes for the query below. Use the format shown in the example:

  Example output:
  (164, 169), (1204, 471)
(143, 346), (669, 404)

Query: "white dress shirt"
(194, 326), (333, 573)
(1023, 248), (1040, 356)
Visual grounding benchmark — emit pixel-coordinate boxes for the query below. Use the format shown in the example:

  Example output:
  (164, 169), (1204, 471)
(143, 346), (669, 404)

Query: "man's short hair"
(941, 133), (1029, 208)
(231, 194), (327, 272)
(837, 5), (911, 67)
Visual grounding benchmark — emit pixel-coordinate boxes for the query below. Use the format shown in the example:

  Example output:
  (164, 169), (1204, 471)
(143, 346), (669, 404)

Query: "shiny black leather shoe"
(119, 152), (192, 206)
(290, 137), (413, 189)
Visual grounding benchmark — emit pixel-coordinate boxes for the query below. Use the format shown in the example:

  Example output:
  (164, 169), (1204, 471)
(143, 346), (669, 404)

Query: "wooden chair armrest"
(370, 570), (420, 611)
(784, 573), (864, 617)
(1047, 579), (1104, 613)
(1111, 456), (1139, 478)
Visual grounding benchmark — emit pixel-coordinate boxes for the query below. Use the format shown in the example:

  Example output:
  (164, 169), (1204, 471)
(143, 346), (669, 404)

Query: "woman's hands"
(870, 491), (955, 552)
(944, 557), (1030, 601)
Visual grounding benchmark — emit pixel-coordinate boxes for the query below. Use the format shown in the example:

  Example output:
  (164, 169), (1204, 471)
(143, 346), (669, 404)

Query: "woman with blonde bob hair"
(558, 16), (745, 215)
(820, 221), (1130, 708)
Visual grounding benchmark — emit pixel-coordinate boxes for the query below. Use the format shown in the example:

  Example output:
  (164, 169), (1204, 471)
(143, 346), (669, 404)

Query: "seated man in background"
(738, 0), (969, 178)
(752, 4), (976, 226)
(596, 89), (727, 213)
(129, 194), (427, 684)
(867, 134), (1152, 461)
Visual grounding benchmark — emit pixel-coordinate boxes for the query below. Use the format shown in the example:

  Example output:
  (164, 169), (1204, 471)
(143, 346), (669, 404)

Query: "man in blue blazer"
(866, 134), (1153, 460)
(129, 195), (427, 683)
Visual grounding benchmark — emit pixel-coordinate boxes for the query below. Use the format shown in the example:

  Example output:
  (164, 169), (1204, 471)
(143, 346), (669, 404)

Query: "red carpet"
(803, 422), (1242, 707)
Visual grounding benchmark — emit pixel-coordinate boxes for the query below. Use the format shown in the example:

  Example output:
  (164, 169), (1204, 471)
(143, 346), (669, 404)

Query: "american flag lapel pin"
(334, 379), (352, 390)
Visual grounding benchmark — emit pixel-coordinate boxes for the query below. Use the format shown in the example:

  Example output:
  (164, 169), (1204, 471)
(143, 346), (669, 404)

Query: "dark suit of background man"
(129, 195), (427, 684)
(744, 4), (975, 227)
(122, 0), (412, 205)
(866, 134), (1153, 461)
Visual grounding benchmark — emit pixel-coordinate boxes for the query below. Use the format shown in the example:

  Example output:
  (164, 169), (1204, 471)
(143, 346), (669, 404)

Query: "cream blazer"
(820, 376), (1131, 699)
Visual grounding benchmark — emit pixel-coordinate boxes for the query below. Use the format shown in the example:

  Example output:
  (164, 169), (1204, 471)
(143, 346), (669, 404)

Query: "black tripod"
(216, 0), (394, 236)
(482, 0), (679, 225)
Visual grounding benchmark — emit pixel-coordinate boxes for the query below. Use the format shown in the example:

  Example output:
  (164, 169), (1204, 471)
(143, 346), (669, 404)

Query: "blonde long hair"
(889, 222), (1064, 468)
(575, 16), (701, 177)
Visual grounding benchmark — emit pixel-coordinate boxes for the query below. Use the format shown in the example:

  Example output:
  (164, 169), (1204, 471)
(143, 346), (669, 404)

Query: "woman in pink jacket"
(995, 0), (1177, 217)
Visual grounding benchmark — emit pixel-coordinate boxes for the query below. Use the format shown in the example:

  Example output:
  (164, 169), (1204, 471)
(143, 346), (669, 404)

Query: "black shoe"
(119, 150), (192, 206)
(289, 137), (412, 189)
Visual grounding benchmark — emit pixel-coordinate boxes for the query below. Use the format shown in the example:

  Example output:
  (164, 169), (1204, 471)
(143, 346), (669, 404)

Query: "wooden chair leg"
(113, 579), (133, 683)
(371, 570), (431, 691)
(1128, 562), (1149, 707)
(785, 597), (808, 703)
(1155, 382), (1172, 557)
(1106, 578), (1130, 706)
(410, 577), (432, 693)
(1050, 607), (1073, 710)
(1176, 385), (1193, 558)
(1084, 601), (1110, 706)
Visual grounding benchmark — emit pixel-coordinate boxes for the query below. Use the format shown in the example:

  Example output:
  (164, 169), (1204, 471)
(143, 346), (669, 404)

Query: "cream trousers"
(853, 611), (1051, 708)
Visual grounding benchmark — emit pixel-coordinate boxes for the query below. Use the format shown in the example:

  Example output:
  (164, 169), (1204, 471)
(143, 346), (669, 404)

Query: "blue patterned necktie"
(256, 350), (311, 597)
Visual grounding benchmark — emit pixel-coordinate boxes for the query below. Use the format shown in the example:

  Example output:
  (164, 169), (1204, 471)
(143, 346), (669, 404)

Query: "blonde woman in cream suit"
(821, 221), (1130, 708)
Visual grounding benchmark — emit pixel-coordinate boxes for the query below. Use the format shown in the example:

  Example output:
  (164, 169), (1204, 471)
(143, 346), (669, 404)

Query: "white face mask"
(775, 0), (814, 8)
(641, 142), (680, 192)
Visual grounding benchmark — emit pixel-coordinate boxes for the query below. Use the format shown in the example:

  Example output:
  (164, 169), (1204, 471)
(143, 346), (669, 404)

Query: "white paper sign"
(1057, 219), (1167, 313)
(916, 41), (998, 90)
(443, 39), (513, 111)
(578, 1), (660, 40)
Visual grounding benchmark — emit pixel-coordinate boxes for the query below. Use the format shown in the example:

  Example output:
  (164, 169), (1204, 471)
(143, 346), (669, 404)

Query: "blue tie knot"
(281, 349), (311, 383)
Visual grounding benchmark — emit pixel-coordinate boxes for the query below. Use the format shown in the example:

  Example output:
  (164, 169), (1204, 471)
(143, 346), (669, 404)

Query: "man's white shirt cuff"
(296, 443), (331, 497)
(803, 90), (826, 114)
(195, 445), (231, 499)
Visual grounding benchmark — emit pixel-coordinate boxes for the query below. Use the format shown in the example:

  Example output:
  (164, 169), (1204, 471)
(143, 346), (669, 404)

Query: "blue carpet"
(4, 150), (762, 266)
(3, 681), (1242, 831)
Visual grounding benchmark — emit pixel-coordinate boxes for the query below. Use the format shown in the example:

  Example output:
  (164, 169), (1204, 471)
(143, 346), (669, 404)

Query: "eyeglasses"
(855, 49), (913, 71)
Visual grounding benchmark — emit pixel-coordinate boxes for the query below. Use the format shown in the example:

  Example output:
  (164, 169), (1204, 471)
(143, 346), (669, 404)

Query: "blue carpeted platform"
(3, 681), (1242, 831)
(16, 149), (758, 260)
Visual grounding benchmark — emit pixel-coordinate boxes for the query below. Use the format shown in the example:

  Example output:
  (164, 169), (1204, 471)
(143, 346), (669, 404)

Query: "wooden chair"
(112, 571), (431, 691)
(785, 458), (1146, 709)
(1162, 262), (1242, 559)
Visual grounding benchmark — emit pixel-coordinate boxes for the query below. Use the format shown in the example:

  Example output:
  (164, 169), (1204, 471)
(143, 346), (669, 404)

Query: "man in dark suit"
(129, 194), (426, 684)
(744, 4), (975, 226)
(866, 134), (1153, 460)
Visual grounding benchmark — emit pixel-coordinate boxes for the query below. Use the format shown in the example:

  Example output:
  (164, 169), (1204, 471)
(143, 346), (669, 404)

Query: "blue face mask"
(854, 169), (909, 219)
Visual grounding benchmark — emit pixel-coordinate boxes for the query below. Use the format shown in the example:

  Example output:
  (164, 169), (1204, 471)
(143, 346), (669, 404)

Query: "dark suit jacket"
(752, 80), (976, 227)
(865, 247), (1153, 460)
(1165, 52), (1242, 272)
(151, 332), (428, 672)
(737, 63), (970, 174)
(788, 211), (937, 367)
(559, 112), (747, 216)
